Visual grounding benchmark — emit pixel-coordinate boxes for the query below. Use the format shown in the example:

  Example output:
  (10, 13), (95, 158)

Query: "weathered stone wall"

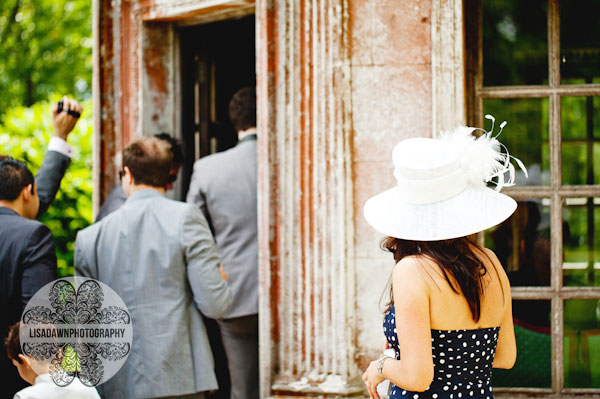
(349, 0), (433, 370)
(95, 1), (448, 397)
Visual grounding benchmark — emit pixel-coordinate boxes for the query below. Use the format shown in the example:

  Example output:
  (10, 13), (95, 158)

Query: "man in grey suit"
(75, 137), (232, 399)
(186, 87), (259, 399)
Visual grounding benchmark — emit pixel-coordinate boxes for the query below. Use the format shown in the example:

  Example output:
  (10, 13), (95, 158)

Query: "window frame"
(465, 0), (600, 394)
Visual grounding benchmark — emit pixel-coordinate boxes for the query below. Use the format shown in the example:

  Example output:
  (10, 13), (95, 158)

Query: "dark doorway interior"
(179, 15), (255, 399)
(180, 15), (256, 200)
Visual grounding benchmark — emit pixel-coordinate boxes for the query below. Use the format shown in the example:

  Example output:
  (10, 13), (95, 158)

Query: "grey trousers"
(217, 314), (259, 399)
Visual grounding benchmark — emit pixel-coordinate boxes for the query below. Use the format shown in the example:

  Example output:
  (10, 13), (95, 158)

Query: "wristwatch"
(377, 355), (393, 378)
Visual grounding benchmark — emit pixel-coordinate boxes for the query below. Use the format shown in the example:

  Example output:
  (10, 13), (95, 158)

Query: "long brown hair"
(381, 235), (501, 322)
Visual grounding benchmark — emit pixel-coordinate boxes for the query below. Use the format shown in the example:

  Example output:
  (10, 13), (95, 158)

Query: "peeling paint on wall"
(94, 1), (437, 398)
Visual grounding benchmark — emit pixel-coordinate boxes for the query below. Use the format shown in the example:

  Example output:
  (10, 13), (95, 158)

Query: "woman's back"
(382, 247), (513, 399)
(384, 305), (500, 399)
(425, 247), (509, 331)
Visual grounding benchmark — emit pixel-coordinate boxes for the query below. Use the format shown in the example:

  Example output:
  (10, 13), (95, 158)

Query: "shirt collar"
(0, 206), (19, 216)
(34, 373), (53, 385)
(237, 134), (257, 145)
(125, 188), (164, 203)
(237, 127), (257, 145)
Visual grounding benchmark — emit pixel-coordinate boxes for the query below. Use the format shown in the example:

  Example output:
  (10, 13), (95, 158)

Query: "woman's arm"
(382, 257), (435, 391)
(363, 257), (434, 398)
(484, 248), (517, 369)
(492, 272), (517, 369)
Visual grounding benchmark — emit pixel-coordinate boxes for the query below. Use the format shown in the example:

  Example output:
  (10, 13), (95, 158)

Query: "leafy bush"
(0, 99), (93, 276)
(0, 0), (92, 115)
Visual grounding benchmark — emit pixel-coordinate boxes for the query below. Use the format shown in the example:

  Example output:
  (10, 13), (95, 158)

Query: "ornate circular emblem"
(20, 277), (132, 387)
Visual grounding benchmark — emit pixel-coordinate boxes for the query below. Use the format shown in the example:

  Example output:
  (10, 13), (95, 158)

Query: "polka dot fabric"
(383, 304), (500, 399)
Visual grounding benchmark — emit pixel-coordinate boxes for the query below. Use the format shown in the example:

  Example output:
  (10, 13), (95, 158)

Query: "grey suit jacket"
(75, 189), (232, 399)
(187, 139), (258, 319)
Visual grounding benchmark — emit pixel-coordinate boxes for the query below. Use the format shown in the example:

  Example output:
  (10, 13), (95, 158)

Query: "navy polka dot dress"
(383, 304), (500, 399)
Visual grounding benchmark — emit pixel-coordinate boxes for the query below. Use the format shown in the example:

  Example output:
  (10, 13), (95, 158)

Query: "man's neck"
(0, 200), (24, 217)
(238, 127), (257, 141)
(126, 184), (165, 197)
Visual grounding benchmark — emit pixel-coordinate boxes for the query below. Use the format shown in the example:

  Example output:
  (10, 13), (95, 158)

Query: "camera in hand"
(57, 99), (81, 119)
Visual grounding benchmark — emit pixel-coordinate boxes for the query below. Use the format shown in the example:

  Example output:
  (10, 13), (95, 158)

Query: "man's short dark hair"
(153, 133), (184, 165)
(0, 156), (35, 201)
(229, 86), (256, 132)
(122, 137), (173, 188)
(4, 322), (22, 364)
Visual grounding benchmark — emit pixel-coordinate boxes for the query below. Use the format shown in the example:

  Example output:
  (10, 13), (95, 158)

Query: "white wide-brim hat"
(364, 122), (525, 241)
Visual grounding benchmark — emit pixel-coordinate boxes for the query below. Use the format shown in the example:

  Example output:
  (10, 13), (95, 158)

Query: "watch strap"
(377, 355), (393, 378)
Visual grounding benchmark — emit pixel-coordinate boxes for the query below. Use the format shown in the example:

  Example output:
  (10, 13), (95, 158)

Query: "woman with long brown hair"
(361, 121), (524, 399)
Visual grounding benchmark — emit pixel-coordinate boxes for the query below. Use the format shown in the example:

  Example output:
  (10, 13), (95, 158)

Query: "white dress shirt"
(14, 374), (101, 399)
(47, 136), (73, 158)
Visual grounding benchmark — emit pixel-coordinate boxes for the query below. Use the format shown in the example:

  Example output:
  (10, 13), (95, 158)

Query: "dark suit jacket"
(94, 184), (126, 222)
(0, 150), (69, 398)
(35, 149), (70, 217)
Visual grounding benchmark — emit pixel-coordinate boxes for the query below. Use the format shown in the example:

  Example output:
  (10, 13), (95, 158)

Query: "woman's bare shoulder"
(479, 247), (510, 284)
(393, 255), (438, 291)
(479, 246), (502, 267)
(394, 254), (439, 271)
(480, 246), (498, 259)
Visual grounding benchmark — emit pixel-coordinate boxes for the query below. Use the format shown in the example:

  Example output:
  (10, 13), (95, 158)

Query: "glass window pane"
(492, 300), (551, 388)
(485, 200), (551, 287)
(564, 299), (600, 388)
(562, 96), (600, 185)
(560, 0), (600, 84)
(482, 0), (548, 86)
(563, 197), (600, 287)
(483, 98), (550, 186)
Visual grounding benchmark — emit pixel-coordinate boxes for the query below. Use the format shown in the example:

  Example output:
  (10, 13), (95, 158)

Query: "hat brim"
(363, 184), (517, 241)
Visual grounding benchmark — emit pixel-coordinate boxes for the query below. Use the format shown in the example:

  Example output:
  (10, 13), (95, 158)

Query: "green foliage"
(0, 100), (93, 276)
(0, 0), (92, 116)
(561, 96), (600, 185)
(0, 0), (92, 277)
(482, 0), (549, 86)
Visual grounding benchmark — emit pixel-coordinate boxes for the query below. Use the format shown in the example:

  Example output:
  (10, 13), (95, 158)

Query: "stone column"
(431, 0), (466, 137)
(256, 0), (361, 397)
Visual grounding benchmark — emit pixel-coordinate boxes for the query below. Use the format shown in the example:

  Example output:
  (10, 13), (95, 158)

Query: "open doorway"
(180, 15), (256, 200)
(178, 15), (256, 399)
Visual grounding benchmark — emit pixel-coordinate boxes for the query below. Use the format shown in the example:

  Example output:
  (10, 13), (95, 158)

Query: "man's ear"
(17, 354), (32, 369)
(21, 184), (33, 202)
(124, 166), (135, 185)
